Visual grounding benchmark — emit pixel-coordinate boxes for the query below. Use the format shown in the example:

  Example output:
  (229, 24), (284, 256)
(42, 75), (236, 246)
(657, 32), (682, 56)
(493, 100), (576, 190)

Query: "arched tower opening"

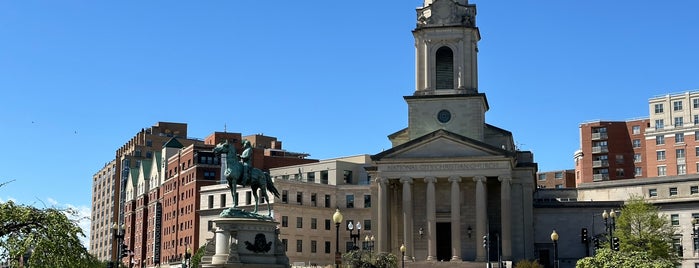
(435, 46), (454, 90)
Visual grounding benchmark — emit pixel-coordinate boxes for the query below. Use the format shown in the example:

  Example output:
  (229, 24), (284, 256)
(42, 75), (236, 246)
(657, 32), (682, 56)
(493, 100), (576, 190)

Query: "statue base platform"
(200, 210), (288, 268)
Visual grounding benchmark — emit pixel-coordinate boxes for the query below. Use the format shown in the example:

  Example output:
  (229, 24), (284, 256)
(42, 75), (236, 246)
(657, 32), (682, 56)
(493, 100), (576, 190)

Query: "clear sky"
(1, 1), (698, 245)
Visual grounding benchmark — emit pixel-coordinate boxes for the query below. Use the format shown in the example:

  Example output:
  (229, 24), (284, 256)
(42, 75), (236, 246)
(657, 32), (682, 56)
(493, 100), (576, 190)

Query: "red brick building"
(535, 170), (575, 189)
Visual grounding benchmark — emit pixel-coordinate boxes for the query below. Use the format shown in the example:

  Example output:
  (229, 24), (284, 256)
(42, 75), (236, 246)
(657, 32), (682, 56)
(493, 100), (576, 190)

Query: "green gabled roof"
(140, 159), (152, 181)
(153, 151), (162, 175)
(130, 167), (140, 188)
(163, 137), (184, 148)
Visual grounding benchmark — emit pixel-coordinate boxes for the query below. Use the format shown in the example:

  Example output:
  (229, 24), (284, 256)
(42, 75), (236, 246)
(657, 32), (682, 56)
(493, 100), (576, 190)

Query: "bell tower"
(401, 0), (487, 142)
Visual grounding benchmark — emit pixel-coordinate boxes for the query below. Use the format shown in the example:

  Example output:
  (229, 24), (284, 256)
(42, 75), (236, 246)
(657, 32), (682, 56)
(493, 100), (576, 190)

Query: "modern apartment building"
(89, 160), (117, 260)
(575, 119), (649, 185)
(198, 155), (372, 267)
(536, 170), (575, 189)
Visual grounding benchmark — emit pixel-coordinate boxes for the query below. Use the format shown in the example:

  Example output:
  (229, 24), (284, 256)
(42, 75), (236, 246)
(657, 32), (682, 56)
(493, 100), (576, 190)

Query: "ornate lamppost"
(399, 244), (406, 268)
(184, 247), (192, 268)
(112, 223), (126, 267)
(364, 235), (375, 258)
(550, 230), (559, 268)
(332, 209), (343, 268)
(602, 209), (617, 250)
(348, 222), (361, 250)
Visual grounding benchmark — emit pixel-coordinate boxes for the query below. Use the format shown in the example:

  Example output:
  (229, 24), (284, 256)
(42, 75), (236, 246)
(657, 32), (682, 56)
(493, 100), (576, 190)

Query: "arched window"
(435, 46), (454, 90)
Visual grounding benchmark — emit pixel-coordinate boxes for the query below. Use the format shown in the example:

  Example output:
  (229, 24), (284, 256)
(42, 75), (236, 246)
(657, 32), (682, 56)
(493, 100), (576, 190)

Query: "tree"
(576, 248), (674, 268)
(0, 184), (102, 267)
(613, 195), (678, 263)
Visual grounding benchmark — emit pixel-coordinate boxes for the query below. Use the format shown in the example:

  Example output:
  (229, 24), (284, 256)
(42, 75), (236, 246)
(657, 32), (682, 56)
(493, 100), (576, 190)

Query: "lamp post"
(348, 221), (361, 251)
(332, 209), (343, 268)
(365, 235), (375, 258)
(400, 244), (406, 268)
(602, 209), (617, 250)
(551, 230), (559, 268)
(112, 223), (125, 267)
(185, 247), (192, 268)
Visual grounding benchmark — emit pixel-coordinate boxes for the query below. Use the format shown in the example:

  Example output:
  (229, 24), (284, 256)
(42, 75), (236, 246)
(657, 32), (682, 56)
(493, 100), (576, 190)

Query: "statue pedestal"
(201, 210), (288, 268)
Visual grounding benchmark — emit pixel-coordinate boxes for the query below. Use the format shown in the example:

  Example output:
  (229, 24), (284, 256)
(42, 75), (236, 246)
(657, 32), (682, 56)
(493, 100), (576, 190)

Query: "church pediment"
(373, 129), (512, 161)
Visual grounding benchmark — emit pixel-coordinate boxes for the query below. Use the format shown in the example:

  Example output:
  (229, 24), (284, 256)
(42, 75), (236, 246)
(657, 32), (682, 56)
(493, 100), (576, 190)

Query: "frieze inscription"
(385, 162), (509, 172)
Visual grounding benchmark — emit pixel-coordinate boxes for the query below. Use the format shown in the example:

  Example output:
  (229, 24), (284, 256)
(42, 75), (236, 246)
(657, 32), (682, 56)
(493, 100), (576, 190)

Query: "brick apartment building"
(114, 129), (316, 267)
(575, 91), (699, 185)
(536, 169), (575, 189)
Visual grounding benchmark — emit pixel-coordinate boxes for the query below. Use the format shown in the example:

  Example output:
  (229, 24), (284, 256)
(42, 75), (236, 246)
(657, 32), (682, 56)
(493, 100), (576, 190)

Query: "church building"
(368, 0), (537, 264)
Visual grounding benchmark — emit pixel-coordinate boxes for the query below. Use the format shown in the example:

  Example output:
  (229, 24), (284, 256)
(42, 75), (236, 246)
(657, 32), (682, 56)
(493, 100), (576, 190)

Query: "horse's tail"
(265, 172), (281, 198)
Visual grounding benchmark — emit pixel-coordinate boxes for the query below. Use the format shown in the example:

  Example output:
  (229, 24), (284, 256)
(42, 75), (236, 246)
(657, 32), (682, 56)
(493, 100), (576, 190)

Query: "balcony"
(592, 160), (609, 168)
(591, 133), (608, 140)
(592, 174), (610, 182)
(591, 146), (609, 154)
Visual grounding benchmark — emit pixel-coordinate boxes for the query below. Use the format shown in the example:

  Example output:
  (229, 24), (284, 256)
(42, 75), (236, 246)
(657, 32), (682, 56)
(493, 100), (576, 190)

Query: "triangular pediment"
(373, 129), (512, 161)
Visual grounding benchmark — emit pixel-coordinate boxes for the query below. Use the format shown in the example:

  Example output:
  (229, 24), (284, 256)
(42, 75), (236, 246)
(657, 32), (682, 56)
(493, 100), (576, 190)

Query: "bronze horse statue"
(213, 140), (280, 216)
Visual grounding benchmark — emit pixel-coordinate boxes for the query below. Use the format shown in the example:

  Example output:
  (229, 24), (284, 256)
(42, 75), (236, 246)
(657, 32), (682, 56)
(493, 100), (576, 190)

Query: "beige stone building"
(367, 0), (538, 265)
(199, 155), (373, 267)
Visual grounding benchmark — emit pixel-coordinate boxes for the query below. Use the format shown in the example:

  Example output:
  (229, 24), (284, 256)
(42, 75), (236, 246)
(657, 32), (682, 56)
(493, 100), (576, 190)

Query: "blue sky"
(1, 1), (698, 243)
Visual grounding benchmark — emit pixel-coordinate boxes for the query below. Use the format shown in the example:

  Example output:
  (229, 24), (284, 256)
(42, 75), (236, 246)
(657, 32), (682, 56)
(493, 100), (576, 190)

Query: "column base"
(450, 256), (462, 262)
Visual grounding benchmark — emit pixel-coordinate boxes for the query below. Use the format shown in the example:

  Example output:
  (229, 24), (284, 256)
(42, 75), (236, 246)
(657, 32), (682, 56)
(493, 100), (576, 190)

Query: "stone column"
(377, 177), (389, 252)
(211, 227), (230, 264)
(425, 176), (437, 261)
(449, 176), (462, 261)
(400, 177), (414, 260)
(473, 176), (487, 261)
(499, 175), (512, 261)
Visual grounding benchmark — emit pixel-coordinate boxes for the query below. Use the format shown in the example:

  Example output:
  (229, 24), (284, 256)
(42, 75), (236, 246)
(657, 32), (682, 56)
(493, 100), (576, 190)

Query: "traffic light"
(581, 228), (588, 243)
(612, 237), (620, 251)
(482, 235), (488, 248)
(120, 244), (129, 258)
(592, 237), (599, 249)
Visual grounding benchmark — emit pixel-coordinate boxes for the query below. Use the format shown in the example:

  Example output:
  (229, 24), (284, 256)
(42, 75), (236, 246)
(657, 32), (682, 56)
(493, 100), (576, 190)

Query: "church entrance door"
(436, 222), (452, 261)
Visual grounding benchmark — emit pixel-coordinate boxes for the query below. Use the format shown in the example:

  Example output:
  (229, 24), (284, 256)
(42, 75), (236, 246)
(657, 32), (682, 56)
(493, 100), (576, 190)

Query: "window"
(616, 155), (624, 164)
(632, 125), (641, 134)
(632, 139), (641, 148)
(320, 170), (329, 184)
(282, 216), (288, 227)
(346, 195), (354, 208)
(616, 168), (624, 177)
(282, 190), (288, 203)
(537, 174), (547, 181)
(654, 103), (664, 113)
(311, 218), (317, 230)
(364, 195), (371, 208)
(694, 98), (699, 108)
(325, 241), (331, 254)
(678, 164), (687, 175)
(634, 167), (642, 177)
(675, 117), (684, 127)
(691, 186), (698, 194)
(311, 193), (317, 207)
(343, 170), (353, 184)
(696, 147), (699, 157)
(674, 101), (683, 111)
(363, 220), (371, 231)
(672, 238), (683, 257)
(657, 151), (666, 161)
(657, 166), (667, 176)
(296, 217), (303, 228)
(656, 135), (665, 145)
(554, 172), (563, 179)
(649, 188), (658, 197)
(282, 239), (288, 252)
(220, 194), (226, 207)
(655, 119), (664, 129)
(555, 184), (563, 189)
(695, 115), (699, 124)
(311, 240), (317, 253)
(346, 241), (354, 252)
(671, 214), (679, 225)
(245, 191), (251, 205)
(325, 219), (331, 230)
(324, 194), (331, 208)
(296, 192), (303, 205)
(634, 153), (642, 163)
(296, 240), (303, 252)
(677, 149), (686, 159)
(207, 195), (214, 209)
(676, 133), (685, 143)
(669, 187), (678, 196)
(307, 172), (315, 183)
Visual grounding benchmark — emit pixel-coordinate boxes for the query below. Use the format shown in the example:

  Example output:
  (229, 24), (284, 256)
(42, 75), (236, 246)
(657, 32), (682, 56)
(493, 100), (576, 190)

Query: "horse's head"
(213, 141), (232, 155)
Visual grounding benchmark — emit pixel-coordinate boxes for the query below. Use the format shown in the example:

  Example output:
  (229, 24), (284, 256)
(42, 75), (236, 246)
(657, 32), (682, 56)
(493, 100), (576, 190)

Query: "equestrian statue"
(213, 140), (281, 217)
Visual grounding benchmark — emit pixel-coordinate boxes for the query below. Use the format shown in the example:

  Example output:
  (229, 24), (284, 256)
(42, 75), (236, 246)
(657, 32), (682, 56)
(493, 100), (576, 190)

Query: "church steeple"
(413, 0), (480, 96)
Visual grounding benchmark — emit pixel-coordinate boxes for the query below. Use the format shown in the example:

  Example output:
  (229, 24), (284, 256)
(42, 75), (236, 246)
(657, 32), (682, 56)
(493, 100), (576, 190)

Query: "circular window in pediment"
(437, 109), (451, 123)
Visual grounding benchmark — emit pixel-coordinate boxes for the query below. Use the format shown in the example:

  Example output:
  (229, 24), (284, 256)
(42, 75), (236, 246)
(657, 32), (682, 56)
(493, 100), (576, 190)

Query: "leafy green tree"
(190, 244), (205, 268)
(576, 248), (674, 268)
(0, 191), (101, 267)
(613, 196), (678, 263)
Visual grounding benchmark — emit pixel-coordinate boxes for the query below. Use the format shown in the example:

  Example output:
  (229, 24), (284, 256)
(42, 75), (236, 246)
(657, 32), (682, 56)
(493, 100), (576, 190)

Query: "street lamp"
(332, 209), (343, 268)
(184, 247), (192, 268)
(348, 221), (361, 250)
(399, 244), (406, 268)
(365, 235), (375, 258)
(550, 230), (559, 268)
(602, 209), (617, 250)
(112, 223), (126, 267)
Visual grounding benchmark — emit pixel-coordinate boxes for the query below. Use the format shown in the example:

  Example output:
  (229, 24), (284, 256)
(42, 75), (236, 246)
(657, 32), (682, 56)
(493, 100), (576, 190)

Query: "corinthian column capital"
(472, 176), (487, 183)
(424, 176), (437, 184)
(400, 176), (413, 184)
(498, 175), (512, 184)
(448, 176), (462, 183)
